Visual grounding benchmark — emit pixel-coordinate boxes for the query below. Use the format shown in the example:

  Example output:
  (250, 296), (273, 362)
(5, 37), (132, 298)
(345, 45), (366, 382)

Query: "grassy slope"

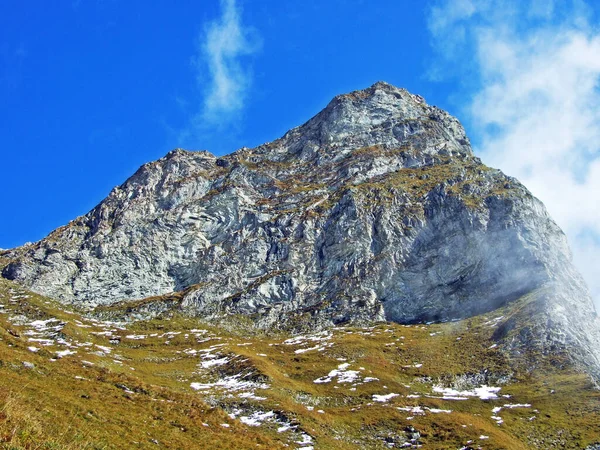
(0, 278), (599, 449)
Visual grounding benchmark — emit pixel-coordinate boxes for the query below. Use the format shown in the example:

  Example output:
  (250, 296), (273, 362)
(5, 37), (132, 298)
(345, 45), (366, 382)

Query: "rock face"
(2, 82), (599, 376)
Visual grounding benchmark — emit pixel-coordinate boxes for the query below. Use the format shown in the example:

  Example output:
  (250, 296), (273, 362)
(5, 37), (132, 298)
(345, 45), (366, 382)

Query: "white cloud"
(428, 0), (600, 308)
(193, 0), (260, 127)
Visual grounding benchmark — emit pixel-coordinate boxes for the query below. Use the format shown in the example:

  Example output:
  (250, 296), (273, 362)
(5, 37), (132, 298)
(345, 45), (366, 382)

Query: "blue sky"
(0, 0), (451, 251)
(1, 1), (600, 306)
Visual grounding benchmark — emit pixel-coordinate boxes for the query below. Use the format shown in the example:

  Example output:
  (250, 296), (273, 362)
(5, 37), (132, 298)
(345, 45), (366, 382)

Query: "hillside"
(1, 279), (599, 449)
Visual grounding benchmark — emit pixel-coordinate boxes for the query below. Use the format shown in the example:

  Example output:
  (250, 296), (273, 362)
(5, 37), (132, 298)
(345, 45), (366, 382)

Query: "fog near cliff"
(428, 0), (600, 310)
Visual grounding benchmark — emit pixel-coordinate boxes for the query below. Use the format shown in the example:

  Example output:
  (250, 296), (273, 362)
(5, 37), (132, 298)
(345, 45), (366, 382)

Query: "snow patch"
(239, 411), (275, 426)
(190, 374), (268, 393)
(313, 363), (360, 384)
(125, 334), (146, 340)
(432, 385), (501, 400)
(503, 403), (531, 409)
(200, 356), (230, 369)
(373, 393), (399, 402)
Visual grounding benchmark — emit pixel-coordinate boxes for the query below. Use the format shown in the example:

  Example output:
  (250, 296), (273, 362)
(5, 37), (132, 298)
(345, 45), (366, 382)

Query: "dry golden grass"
(0, 278), (599, 449)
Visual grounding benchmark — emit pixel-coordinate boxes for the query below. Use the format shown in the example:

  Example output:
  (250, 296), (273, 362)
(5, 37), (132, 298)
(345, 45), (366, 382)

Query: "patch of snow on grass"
(239, 411), (275, 426)
(125, 334), (146, 340)
(432, 385), (501, 400)
(29, 318), (63, 332)
(397, 406), (425, 415)
(428, 408), (452, 414)
(238, 392), (266, 401)
(283, 332), (331, 346)
(373, 393), (399, 402)
(200, 356), (230, 369)
(294, 345), (321, 354)
(90, 331), (114, 337)
(295, 433), (314, 449)
(190, 374), (268, 393)
(313, 363), (360, 384)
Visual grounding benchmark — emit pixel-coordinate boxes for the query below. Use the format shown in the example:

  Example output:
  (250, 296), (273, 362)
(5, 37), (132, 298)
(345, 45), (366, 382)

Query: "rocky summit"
(2, 81), (600, 382)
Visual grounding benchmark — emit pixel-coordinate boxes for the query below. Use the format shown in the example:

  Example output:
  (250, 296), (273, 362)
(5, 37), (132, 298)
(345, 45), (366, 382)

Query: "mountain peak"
(248, 82), (472, 164)
(336, 80), (416, 103)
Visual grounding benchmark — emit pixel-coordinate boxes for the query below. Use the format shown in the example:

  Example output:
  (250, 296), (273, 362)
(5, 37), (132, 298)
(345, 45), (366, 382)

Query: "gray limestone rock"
(2, 81), (599, 378)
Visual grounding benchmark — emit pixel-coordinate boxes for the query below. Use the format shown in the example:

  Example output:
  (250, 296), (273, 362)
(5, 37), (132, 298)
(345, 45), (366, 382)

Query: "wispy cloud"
(177, 0), (260, 149)
(195, 0), (260, 126)
(428, 0), (600, 308)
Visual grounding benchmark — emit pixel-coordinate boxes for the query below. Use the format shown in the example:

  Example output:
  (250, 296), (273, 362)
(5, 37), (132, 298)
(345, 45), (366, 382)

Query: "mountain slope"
(1, 82), (599, 381)
(1, 278), (600, 449)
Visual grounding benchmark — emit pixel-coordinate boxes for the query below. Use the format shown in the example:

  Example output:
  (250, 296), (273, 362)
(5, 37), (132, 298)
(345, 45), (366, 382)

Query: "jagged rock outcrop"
(2, 82), (599, 377)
